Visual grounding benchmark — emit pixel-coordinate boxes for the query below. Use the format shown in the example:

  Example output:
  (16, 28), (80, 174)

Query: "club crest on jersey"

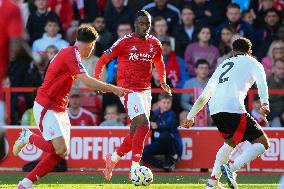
(149, 44), (153, 53)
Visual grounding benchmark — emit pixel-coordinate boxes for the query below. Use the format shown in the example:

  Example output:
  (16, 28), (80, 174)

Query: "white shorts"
(33, 101), (71, 149)
(120, 90), (152, 120)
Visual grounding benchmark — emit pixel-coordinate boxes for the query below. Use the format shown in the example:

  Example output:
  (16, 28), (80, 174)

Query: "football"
(131, 166), (153, 186)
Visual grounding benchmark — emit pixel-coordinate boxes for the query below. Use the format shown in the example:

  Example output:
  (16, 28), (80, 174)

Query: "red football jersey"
(95, 33), (166, 92)
(0, 0), (23, 90)
(36, 46), (87, 112)
(68, 108), (96, 126)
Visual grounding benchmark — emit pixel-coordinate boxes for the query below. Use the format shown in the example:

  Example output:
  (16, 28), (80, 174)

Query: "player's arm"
(77, 73), (132, 97)
(153, 44), (172, 95)
(253, 62), (270, 116)
(94, 39), (123, 80)
(181, 71), (219, 128)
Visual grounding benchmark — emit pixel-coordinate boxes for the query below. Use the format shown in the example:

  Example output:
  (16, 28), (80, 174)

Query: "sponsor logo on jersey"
(129, 52), (153, 62)
(149, 44), (153, 53)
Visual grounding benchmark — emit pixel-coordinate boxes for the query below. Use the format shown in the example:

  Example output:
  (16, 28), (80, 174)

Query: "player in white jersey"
(181, 37), (270, 189)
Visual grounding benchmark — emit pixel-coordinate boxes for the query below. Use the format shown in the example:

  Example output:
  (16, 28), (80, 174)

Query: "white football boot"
(205, 178), (226, 189)
(17, 181), (34, 189)
(13, 129), (33, 156)
(221, 164), (238, 189)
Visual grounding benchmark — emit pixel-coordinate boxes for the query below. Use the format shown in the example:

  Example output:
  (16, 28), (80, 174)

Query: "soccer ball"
(131, 166), (153, 186)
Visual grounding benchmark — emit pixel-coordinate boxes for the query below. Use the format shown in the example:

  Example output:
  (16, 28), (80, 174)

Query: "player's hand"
(161, 83), (172, 96)
(113, 86), (133, 97)
(259, 103), (270, 117)
(180, 118), (194, 129)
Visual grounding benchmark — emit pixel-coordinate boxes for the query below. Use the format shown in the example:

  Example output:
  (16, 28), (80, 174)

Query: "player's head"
(134, 10), (151, 39)
(232, 37), (252, 55)
(75, 25), (99, 58)
(158, 92), (173, 112)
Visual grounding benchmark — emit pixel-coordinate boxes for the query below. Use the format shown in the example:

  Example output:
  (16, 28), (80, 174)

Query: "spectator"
(262, 40), (284, 77)
(26, 0), (61, 44)
(73, 0), (99, 23)
(32, 17), (69, 53)
(107, 22), (133, 84)
(142, 93), (182, 172)
(185, 0), (224, 27)
(184, 26), (219, 77)
(256, 8), (281, 52)
(251, 96), (269, 126)
(159, 36), (188, 88)
(180, 59), (209, 123)
(47, 0), (74, 31)
(153, 16), (176, 51)
(214, 3), (255, 48)
(99, 104), (125, 126)
(92, 16), (113, 54)
(172, 6), (196, 57)
(68, 89), (96, 126)
(242, 10), (254, 25)
(267, 59), (284, 120)
(271, 110), (284, 127)
(143, 0), (180, 32)
(104, 0), (134, 34)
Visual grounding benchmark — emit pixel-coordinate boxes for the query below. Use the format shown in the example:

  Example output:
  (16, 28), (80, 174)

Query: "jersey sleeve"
(252, 61), (269, 105)
(186, 68), (219, 120)
(7, 5), (23, 39)
(94, 38), (123, 79)
(153, 41), (166, 84)
(66, 48), (87, 75)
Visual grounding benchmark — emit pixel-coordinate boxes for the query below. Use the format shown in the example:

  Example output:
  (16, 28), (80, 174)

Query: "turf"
(0, 173), (281, 188)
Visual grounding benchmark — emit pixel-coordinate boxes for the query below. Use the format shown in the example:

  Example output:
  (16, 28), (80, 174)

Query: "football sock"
(132, 125), (150, 163)
(21, 178), (33, 187)
(116, 133), (133, 158)
(27, 153), (62, 182)
(29, 134), (56, 154)
(211, 143), (234, 180)
(229, 143), (266, 172)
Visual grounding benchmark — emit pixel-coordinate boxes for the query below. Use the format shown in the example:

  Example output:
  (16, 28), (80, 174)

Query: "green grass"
(0, 173), (281, 188)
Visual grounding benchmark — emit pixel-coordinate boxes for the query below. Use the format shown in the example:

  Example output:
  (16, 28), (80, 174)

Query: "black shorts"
(211, 112), (264, 144)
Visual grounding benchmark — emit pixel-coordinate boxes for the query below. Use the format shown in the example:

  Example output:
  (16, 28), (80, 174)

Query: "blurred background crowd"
(2, 0), (284, 128)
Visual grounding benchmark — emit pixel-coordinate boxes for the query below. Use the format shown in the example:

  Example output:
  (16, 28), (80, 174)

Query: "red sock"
(132, 125), (149, 162)
(29, 134), (55, 154)
(116, 134), (133, 157)
(27, 154), (62, 182)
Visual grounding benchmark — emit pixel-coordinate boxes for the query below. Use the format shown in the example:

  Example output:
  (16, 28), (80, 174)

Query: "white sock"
(21, 178), (33, 187)
(210, 143), (234, 180)
(230, 143), (266, 172)
(111, 152), (121, 163)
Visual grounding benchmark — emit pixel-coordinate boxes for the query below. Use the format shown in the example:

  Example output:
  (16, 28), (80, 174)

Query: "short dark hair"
(45, 17), (60, 26)
(76, 25), (98, 43)
(153, 16), (166, 25)
(182, 5), (194, 13)
(264, 8), (280, 17)
(232, 37), (252, 53)
(134, 10), (151, 22)
(195, 59), (210, 68)
(158, 92), (173, 101)
(227, 3), (240, 10)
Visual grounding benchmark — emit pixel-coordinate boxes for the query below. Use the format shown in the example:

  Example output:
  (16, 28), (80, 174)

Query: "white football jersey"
(202, 55), (269, 115)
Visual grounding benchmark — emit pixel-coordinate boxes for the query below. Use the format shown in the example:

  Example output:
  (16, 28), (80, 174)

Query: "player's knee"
(54, 145), (67, 157)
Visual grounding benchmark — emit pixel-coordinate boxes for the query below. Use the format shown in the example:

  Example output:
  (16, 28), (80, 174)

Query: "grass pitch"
(0, 172), (281, 188)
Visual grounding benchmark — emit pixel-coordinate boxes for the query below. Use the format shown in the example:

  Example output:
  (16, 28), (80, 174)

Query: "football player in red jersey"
(13, 25), (131, 189)
(95, 10), (172, 181)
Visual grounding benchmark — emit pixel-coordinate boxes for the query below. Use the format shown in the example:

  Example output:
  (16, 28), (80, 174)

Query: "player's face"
(82, 42), (96, 58)
(135, 16), (151, 39)
(158, 99), (172, 113)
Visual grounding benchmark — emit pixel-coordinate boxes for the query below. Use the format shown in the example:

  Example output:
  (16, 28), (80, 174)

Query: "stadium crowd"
(1, 0), (284, 127)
